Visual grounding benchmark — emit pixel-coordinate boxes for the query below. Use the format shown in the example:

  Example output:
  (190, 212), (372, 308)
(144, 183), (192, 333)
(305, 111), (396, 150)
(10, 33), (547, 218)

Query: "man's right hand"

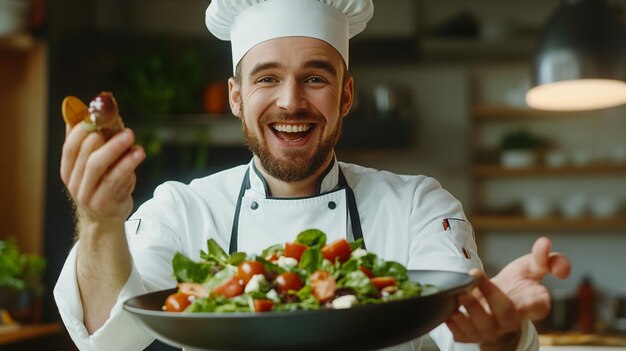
(60, 122), (145, 333)
(61, 124), (144, 226)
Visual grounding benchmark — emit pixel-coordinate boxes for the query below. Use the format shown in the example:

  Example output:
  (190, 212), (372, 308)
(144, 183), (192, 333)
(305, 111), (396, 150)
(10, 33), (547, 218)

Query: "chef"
(54, 0), (571, 350)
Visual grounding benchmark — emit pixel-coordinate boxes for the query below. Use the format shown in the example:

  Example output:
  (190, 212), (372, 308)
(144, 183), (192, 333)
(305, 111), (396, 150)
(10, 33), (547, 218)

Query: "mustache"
(259, 110), (325, 124)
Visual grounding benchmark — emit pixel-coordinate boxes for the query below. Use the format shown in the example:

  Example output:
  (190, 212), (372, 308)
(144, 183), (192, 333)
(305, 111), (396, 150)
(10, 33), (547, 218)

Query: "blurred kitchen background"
(1, 0), (626, 349)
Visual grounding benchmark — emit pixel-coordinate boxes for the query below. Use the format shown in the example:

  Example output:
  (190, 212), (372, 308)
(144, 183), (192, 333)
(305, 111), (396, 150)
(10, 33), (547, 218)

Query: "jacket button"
(328, 201), (336, 210)
(250, 202), (259, 210)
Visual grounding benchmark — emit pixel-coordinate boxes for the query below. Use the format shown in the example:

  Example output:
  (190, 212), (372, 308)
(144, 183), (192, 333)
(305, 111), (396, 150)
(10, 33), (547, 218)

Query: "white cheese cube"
(277, 256), (298, 269)
(244, 274), (267, 293)
(351, 248), (367, 258)
(331, 295), (358, 309)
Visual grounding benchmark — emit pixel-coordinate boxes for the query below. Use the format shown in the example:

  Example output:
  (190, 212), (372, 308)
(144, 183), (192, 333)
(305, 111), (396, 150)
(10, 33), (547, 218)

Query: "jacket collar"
(248, 156), (340, 198)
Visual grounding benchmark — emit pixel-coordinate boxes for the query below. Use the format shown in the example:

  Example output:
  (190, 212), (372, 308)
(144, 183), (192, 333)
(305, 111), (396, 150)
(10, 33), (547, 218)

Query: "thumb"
(532, 237), (571, 280)
(531, 236), (552, 276)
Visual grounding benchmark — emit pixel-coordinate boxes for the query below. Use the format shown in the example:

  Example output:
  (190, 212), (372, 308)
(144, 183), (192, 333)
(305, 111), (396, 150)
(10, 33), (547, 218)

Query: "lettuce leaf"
(338, 270), (378, 298)
(372, 259), (408, 281)
(295, 229), (326, 248)
(200, 239), (231, 266)
(298, 247), (322, 273)
(172, 253), (215, 283)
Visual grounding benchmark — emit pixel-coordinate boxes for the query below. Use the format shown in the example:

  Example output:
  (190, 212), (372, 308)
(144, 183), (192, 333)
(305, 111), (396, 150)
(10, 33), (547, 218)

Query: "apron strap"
(229, 168), (250, 254)
(338, 169), (366, 250)
(229, 166), (366, 253)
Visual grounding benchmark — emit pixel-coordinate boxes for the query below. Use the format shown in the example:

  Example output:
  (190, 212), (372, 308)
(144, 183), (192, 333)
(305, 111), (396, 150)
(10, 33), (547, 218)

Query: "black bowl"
(123, 270), (475, 351)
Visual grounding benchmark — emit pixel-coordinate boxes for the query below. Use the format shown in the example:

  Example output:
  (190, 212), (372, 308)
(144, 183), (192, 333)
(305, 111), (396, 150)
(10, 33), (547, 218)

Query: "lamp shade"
(526, 0), (626, 111)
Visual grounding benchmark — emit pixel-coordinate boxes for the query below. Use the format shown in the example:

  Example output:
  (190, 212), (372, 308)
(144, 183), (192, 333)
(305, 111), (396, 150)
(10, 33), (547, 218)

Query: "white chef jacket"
(54, 158), (539, 351)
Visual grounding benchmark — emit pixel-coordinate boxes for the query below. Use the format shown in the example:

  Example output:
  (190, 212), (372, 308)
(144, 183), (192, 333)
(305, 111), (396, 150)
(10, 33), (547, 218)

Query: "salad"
(162, 229), (437, 313)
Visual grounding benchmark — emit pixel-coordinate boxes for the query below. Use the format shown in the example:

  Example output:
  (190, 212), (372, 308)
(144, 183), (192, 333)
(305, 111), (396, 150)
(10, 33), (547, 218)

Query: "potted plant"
(113, 48), (217, 201)
(0, 237), (46, 323)
(499, 129), (548, 168)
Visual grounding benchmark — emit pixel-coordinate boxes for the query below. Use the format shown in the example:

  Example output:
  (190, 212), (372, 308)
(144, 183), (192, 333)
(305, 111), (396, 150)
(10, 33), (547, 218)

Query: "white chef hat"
(205, 0), (374, 74)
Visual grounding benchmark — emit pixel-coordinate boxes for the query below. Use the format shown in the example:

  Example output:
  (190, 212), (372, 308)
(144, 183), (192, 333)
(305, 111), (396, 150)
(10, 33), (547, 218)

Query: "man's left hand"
(445, 236), (571, 349)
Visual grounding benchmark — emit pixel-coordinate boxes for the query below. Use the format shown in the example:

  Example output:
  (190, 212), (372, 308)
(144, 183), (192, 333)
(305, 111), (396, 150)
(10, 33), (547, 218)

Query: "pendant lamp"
(525, 0), (626, 111)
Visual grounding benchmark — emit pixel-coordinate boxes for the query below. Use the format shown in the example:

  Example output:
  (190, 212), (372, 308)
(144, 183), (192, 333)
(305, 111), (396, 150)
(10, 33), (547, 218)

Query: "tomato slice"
(237, 260), (266, 285)
(266, 253), (279, 263)
(284, 242), (308, 262)
(163, 292), (192, 312)
(310, 270), (336, 303)
(358, 265), (374, 278)
(212, 277), (245, 298)
(253, 299), (274, 312)
(275, 272), (303, 293)
(371, 276), (397, 290)
(178, 282), (209, 298)
(321, 238), (351, 263)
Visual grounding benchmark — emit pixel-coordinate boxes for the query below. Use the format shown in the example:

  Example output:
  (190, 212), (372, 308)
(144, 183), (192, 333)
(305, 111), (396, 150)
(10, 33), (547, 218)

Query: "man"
(54, 0), (571, 350)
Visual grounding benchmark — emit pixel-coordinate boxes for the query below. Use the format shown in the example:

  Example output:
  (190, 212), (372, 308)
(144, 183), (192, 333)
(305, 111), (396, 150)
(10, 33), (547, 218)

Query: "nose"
(275, 79), (306, 111)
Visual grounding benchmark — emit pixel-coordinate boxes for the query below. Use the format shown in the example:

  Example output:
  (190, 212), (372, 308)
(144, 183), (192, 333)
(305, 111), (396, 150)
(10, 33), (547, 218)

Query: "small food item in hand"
(61, 91), (125, 139)
(87, 91), (125, 139)
(61, 96), (89, 127)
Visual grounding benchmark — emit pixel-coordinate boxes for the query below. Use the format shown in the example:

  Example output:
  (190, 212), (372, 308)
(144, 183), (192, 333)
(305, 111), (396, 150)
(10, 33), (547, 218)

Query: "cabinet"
(0, 33), (47, 255)
(468, 104), (626, 233)
(0, 32), (57, 345)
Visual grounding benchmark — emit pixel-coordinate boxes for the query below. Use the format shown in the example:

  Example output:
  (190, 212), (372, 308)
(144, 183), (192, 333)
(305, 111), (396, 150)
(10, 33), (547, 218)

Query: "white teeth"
(273, 124), (311, 133)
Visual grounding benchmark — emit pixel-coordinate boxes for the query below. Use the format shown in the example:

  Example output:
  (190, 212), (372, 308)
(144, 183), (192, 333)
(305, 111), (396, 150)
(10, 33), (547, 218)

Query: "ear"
(340, 76), (354, 118)
(228, 77), (242, 118)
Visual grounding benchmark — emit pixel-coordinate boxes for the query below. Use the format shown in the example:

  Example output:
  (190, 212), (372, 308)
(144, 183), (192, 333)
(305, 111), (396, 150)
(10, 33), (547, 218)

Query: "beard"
(241, 105), (343, 183)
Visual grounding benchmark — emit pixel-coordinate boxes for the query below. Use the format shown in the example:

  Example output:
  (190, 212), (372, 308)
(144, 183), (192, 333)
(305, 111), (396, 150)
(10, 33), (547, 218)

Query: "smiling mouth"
(271, 123), (314, 142)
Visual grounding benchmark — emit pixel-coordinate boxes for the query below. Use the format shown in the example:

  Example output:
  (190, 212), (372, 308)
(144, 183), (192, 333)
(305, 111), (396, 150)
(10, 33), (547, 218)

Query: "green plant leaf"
(0, 237), (46, 293)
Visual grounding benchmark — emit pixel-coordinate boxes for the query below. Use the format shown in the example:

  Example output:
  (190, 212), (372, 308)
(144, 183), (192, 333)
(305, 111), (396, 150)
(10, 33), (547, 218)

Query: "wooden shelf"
(539, 332), (626, 346)
(470, 103), (626, 234)
(470, 215), (626, 232)
(0, 323), (62, 346)
(472, 164), (626, 177)
(0, 33), (35, 53)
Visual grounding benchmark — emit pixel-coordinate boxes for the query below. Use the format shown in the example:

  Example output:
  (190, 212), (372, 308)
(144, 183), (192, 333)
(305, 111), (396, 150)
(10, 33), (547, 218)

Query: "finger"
(86, 148), (144, 214)
(470, 269), (520, 332)
(469, 287), (486, 306)
(115, 172), (137, 202)
(549, 253), (571, 279)
(77, 130), (138, 203)
(445, 320), (467, 342)
(468, 269), (488, 303)
(446, 320), (471, 343)
(105, 147), (143, 201)
(469, 269), (487, 301)
(446, 310), (478, 343)
(60, 124), (91, 185)
(67, 132), (106, 199)
(459, 289), (498, 339)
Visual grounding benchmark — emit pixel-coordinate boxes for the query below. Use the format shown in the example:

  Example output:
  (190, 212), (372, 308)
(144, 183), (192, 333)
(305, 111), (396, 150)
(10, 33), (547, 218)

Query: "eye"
(256, 76), (277, 84)
(305, 76), (327, 84)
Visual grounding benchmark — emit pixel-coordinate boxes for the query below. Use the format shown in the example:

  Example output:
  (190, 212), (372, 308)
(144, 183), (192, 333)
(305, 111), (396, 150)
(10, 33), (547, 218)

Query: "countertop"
(541, 347), (626, 351)
(539, 332), (626, 348)
(419, 333), (626, 350)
